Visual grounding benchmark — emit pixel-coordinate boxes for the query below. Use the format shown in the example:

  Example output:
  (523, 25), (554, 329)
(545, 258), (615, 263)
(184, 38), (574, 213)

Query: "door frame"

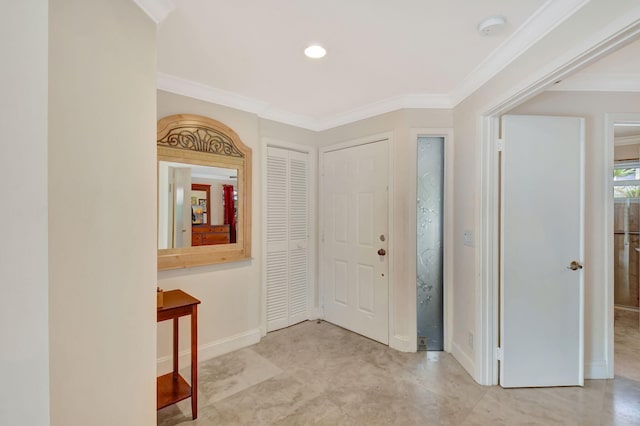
(318, 133), (396, 348)
(477, 22), (640, 385)
(261, 137), (318, 337)
(604, 113), (640, 378)
(409, 129), (454, 353)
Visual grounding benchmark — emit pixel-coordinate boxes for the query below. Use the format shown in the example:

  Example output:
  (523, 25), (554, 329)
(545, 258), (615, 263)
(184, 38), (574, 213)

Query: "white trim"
(131, 0), (176, 24)
(388, 133), (397, 349)
(158, 72), (452, 132)
(309, 307), (324, 320)
(450, 0), (590, 106)
(482, 16), (640, 117)
(478, 19), (640, 386)
(154, 1), (591, 130)
(451, 341), (476, 377)
(319, 95), (452, 131)
(319, 132), (394, 346)
(409, 129), (455, 354)
(156, 328), (261, 375)
(604, 113), (640, 380)
(615, 135), (640, 146)
(261, 138), (318, 335)
(320, 133), (391, 153)
(547, 73), (640, 93)
(158, 72), (270, 116)
(585, 361), (610, 379)
(477, 115), (501, 385)
(390, 334), (414, 353)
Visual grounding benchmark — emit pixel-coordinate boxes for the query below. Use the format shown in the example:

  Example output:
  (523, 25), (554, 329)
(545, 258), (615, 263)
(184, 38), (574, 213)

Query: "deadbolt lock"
(567, 260), (583, 271)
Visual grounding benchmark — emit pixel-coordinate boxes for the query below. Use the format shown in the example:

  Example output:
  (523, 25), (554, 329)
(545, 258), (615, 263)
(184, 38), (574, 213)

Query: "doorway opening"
(478, 24), (640, 387)
(611, 122), (640, 382)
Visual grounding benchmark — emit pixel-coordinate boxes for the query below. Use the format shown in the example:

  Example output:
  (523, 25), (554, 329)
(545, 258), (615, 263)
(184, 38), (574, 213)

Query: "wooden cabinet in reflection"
(192, 224), (230, 246)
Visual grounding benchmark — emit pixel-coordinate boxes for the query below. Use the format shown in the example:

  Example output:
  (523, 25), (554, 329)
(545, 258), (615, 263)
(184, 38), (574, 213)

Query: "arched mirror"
(157, 114), (252, 270)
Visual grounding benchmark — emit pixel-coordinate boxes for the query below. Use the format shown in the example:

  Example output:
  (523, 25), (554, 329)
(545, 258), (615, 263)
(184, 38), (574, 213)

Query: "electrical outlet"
(468, 331), (474, 349)
(463, 230), (475, 247)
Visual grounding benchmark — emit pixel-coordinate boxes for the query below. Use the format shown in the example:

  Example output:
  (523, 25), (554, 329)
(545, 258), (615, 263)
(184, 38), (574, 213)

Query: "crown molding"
(316, 94), (452, 131)
(154, 0), (592, 129)
(449, 0), (590, 106)
(157, 72), (270, 115)
(547, 73), (640, 92)
(615, 135), (640, 146)
(158, 72), (453, 131)
(132, 0), (176, 24)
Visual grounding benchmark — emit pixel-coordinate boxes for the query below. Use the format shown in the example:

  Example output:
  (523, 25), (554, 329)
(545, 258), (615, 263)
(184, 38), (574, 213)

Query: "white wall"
(0, 1), (49, 424)
(319, 109), (454, 350)
(509, 90), (640, 377)
(452, 0), (640, 382)
(156, 93), (454, 361)
(48, 1), (157, 424)
(156, 91), (320, 371)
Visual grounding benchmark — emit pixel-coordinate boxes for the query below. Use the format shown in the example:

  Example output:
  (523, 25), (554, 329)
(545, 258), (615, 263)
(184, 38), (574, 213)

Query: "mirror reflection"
(158, 161), (238, 249)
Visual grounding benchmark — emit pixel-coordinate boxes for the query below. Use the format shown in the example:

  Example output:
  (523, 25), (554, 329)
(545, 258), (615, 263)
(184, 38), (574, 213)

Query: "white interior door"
(322, 140), (389, 344)
(266, 147), (309, 332)
(172, 167), (192, 248)
(500, 115), (584, 388)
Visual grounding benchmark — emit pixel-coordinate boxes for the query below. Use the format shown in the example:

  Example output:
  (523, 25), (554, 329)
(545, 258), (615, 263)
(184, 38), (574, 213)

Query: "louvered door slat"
(266, 147), (309, 332)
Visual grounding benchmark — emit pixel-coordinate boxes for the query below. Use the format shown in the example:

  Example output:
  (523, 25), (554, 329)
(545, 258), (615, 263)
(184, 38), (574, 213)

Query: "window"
(614, 161), (640, 198)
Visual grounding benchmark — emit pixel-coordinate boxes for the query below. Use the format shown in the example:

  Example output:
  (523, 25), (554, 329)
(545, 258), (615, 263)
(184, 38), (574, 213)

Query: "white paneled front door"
(322, 139), (389, 344)
(500, 115), (585, 388)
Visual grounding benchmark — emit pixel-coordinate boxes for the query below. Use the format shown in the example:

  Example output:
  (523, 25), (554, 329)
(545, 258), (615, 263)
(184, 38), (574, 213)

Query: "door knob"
(567, 261), (583, 271)
(378, 249), (386, 256)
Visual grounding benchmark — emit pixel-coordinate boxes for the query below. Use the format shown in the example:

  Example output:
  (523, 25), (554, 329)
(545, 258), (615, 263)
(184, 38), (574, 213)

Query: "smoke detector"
(478, 15), (507, 36)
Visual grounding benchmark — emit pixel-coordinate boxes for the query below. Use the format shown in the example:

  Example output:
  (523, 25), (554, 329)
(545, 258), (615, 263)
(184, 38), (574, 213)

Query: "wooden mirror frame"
(157, 114), (252, 270)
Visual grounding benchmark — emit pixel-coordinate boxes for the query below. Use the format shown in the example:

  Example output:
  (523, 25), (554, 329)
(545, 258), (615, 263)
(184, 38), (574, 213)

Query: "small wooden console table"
(157, 289), (201, 419)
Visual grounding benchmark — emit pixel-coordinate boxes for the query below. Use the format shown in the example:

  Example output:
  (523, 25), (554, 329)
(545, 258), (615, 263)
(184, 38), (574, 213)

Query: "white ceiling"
(153, 0), (590, 130)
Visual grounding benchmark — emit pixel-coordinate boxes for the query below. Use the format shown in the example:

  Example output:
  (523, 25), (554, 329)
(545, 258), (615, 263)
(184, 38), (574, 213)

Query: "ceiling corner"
(132, 0), (176, 24)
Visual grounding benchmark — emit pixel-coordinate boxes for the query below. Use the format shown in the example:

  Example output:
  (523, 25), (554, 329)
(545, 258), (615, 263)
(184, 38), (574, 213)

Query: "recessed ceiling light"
(304, 45), (326, 59)
(477, 15), (507, 36)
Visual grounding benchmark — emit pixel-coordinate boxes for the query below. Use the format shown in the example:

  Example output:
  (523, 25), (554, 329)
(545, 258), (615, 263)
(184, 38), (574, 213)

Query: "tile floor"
(158, 313), (640, 425)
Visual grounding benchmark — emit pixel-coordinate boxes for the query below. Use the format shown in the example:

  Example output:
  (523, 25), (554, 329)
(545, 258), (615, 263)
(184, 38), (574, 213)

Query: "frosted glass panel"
(417, 137), (444, 351)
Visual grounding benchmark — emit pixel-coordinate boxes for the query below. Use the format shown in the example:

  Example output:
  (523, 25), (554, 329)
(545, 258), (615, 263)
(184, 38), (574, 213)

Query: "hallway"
(158, 320), (640, 425)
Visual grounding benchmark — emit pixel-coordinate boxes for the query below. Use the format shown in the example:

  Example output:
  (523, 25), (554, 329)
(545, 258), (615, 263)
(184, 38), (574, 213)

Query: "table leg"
(173, 318), (179, 376)
(191, 305), (198, 419)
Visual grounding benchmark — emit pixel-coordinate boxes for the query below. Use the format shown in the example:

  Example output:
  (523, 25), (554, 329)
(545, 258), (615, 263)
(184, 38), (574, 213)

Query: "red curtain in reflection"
(223, 184), (236, 243)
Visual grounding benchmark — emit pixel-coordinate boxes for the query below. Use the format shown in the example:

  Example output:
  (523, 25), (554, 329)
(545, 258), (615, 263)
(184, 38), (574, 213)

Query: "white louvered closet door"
(266, 147), (309, 332)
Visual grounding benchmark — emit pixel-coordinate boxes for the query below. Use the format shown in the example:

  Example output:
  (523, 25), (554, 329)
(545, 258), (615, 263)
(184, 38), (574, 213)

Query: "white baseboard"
(157, 328), (262, 375)
(308, 308), (323, 320)
(390, 334), (415, 352)
(585, 361), (611, 379)
(451, 341), (475, 380)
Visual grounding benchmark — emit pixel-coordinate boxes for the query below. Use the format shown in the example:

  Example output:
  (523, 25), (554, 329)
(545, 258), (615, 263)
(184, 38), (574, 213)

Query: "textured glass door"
(417, 136), (444, 351)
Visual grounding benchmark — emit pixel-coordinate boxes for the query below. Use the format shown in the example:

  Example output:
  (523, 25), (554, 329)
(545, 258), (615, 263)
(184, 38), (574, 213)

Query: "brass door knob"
(378, 249), (386, 256)
(567, 260), (583, 271)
